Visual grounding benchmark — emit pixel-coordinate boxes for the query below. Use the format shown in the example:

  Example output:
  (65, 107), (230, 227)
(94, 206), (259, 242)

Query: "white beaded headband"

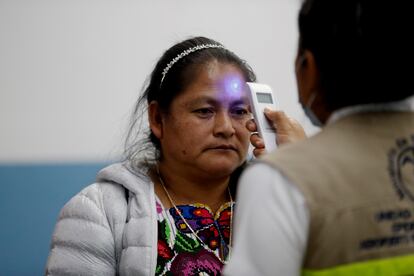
(160, 44), (225, 86)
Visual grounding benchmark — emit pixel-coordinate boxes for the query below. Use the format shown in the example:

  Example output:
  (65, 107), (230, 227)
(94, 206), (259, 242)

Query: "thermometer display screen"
(257, 92), (273, 104)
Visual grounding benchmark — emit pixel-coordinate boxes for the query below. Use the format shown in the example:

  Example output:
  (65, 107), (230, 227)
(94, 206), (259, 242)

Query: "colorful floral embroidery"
(155, 201), (232, 276)
(169, 204), (231, 252)
(170, 249), (222, 275)
(156, 201), (163, 214)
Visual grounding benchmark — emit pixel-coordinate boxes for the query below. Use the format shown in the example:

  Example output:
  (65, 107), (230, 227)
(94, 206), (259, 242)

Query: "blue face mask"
(301, 92), (323, 127)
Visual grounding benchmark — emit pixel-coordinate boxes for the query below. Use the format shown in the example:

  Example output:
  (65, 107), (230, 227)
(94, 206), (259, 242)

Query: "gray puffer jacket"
(45, 162), (158, 275)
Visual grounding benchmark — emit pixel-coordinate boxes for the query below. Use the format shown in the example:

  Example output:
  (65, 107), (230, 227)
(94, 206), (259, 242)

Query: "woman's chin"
(201, 161), (241, 178)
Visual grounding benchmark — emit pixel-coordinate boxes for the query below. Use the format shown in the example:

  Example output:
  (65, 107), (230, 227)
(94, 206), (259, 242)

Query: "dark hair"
(298, 0), (413, 110)
(124, 36), (256, 171)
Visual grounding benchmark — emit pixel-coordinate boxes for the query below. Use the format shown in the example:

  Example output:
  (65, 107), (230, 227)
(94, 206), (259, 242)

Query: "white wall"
(0, 0), (318, 163)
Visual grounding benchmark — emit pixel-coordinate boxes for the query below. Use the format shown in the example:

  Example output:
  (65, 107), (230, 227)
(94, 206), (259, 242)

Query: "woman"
(46, 36), (304, 275)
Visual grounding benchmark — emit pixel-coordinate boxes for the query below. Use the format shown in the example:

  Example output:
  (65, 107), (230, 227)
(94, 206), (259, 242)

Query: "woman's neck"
(152, 162), (231, 214)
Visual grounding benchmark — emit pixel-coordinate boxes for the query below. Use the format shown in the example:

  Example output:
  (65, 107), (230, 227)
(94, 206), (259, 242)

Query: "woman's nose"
(213, 112), (236, 138)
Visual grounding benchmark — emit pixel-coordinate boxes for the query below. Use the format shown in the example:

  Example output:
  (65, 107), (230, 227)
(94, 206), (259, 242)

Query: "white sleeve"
(223, 163), (309, 276)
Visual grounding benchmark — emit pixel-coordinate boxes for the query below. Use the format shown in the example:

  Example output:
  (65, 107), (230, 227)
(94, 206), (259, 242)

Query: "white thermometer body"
(246, 82), (278, 152)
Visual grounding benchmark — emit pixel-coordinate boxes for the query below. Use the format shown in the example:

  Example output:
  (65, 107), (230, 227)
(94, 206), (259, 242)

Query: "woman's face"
(156, 60), (251, 179)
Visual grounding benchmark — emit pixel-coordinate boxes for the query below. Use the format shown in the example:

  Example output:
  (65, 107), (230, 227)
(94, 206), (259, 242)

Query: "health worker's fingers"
(246, 119), (257, 132)
(264, 108), (307, 146)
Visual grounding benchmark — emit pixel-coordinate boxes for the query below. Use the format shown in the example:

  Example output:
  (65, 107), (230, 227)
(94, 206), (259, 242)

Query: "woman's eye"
(231, 107), (249, 116)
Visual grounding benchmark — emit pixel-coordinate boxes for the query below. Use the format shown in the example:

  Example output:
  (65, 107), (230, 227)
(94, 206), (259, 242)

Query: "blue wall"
(0, 163), (107, 276)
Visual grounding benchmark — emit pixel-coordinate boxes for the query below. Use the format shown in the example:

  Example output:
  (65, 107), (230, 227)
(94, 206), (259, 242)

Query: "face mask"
(301, 92), (323, 127)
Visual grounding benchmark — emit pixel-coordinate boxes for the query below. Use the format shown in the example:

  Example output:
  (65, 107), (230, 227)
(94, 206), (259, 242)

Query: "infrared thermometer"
(246, 82), (278, 152)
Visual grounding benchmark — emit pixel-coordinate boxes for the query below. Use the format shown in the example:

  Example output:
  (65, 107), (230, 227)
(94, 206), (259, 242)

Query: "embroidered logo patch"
(388, 135), (414, 201)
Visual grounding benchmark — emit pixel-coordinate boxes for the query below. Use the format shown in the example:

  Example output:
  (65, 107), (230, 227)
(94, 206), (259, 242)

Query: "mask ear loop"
(303, 91), (323, 127)
(306, 92), (317, 109)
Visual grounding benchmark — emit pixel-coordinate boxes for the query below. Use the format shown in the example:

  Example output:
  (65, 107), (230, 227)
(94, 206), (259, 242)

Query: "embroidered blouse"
(155, 197), (233, 275)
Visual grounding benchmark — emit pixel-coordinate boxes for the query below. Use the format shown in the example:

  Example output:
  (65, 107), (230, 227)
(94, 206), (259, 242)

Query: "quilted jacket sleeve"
(45, 183), (117, 276)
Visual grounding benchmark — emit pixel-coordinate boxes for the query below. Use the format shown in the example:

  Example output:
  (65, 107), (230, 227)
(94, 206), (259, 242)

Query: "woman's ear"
(148, 101), (163, 139)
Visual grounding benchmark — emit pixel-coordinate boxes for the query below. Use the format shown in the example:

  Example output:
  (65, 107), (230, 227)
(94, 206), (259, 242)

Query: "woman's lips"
(207, 144), (237, 151)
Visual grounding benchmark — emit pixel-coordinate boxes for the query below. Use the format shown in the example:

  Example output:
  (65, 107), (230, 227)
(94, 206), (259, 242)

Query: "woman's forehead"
(183, 94), (249, 109)
(181, 62), (248, 102)
(181, 79), (249, 106)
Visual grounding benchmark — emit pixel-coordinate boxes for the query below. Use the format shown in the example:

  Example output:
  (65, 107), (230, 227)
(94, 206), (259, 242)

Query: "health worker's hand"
(248, 108), (306, 157)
